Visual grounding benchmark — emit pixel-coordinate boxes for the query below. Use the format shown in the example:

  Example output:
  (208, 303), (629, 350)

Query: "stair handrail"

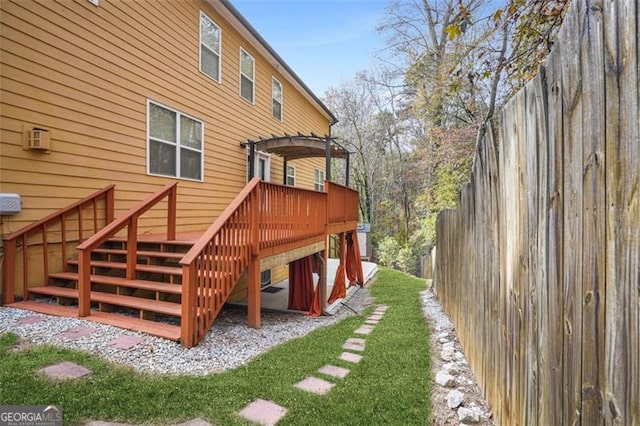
(179, 177), (261, 347)
(2, 185), (115, 305)
(76, 181), (178, 316)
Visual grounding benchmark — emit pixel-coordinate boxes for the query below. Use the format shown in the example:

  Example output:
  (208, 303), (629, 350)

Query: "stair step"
(93, 248), (185, 260)
(28, 286), (181, 317)
(66, 260), (182, 276)
(8, 300), (79, 317)
(8, 301), (180, 341)
(87, 311), (181, 341)
(49, 272), (182, 295)
(108, 237), (196, 246)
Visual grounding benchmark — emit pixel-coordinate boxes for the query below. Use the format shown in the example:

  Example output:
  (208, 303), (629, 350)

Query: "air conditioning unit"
(26, 129), (51, 152)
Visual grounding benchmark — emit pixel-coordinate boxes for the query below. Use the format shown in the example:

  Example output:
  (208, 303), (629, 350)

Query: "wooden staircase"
(10, 237), (195, 341)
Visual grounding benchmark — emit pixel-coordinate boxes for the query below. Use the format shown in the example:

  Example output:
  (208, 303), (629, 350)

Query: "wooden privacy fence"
(433, 0), (638, 424)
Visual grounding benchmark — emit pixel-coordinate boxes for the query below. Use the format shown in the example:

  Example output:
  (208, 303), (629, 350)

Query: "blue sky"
(233, 0), (389, 97)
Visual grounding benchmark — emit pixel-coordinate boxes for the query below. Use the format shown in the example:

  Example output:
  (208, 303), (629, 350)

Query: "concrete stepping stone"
(342, 337), (366, 352)
(19, 316), (46, 325)
(238, 399), (288, 425)
(354, 325), (374, 335)
(364, 319), (379, 325)
(85, 422), (136, 426)
(40, 361), (91, 380)
(295, 377), (335, 395)
(176, 419), (212, 426)
(319, 364), (350, 379)
(339, 352), (363, 363)
(107, 335), (144, 350)
(59, 326), (98, 340)
(375, 305), (389, 312)
(368, 314), (384, 321)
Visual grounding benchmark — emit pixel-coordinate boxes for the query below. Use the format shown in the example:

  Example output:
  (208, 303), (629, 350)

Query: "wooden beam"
(260, 241), (325, 271)
(247, 256), (261, 328)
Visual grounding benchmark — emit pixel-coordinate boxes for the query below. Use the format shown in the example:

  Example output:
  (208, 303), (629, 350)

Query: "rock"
(443, 362), (460, 376)
(454, 350), (465, 360)
(446, 389), (465, 409)
(442, 341), (455, 350)
(441, 346), (456, 362)
(436, 332), (449, 340)
(458, 406), (482, 423)
(437, 336), (450, 344)
(435, 370), (457, 387)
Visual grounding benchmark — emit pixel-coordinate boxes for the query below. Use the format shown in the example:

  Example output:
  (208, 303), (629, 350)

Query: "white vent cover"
(0, 193), (22, 215)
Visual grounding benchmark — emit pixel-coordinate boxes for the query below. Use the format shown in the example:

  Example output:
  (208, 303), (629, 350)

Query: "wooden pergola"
(241, 133), (351, 186)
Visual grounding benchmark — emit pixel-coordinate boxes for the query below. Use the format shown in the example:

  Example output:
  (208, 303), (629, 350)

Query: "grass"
(0, 268), (431, 425)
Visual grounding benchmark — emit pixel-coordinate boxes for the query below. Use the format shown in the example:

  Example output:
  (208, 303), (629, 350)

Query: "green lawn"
(0, 268), (431, 425)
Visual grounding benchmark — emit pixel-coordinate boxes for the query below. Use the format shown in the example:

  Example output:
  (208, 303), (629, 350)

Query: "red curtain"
(327, 264), (347, 304)
(346, 232), (365, 286)
(305, 284), (323, 317)
(288, 256), (314, 311)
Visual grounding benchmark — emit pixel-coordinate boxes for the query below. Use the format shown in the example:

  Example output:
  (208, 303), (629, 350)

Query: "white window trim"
(272, 76), (283, 121)
(246, 148), (271, 182)
(199, 11), (222, 83)
(239, 47), (255, 104)
(314, 169), (325, 191)
(286, 164), (296, 186)
(146, 99), (205, 182)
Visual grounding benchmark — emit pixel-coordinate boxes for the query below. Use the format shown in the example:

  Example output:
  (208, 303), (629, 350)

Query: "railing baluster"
(93, 198), (98, 234)
(22, 235), (29, 301)
(61, 212), (67, 272)
(41, 224), (49, 285)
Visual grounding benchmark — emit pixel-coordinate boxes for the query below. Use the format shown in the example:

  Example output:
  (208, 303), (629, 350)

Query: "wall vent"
(25, 128), (51, 152)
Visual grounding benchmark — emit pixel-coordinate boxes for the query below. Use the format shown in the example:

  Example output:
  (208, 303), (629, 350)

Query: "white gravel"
(0, 288), (370, 376)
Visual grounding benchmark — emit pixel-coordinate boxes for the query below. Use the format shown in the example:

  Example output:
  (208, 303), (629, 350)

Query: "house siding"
(0, 0), (331, 235)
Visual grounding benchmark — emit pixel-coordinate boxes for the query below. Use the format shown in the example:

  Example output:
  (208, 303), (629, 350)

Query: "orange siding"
(0, 0), (331, 236)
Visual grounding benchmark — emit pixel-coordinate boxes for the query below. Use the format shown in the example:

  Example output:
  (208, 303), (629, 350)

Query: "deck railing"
(1, 185), (115, 304)
(326, 181), (359, 231)
(76, 181), (177, 316)
(180, 178), (260, 347)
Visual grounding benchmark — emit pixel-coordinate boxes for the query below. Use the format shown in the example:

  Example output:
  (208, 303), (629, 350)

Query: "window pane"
(149, 104), (176, 142)
(272, 99), (282, 120)
(180, 148), (201, 180)
(272, 79), (282, 101)
(241, 75), (253, 102)
(201, 47), (219, 81)
(149, 140), (176, 176)
(200, 15), (220, 53)
(180, 115), (202, 149)
(240, 51), (253, 79)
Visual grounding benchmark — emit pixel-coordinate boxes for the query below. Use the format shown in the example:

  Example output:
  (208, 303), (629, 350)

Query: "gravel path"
(0, 288), (371, 376)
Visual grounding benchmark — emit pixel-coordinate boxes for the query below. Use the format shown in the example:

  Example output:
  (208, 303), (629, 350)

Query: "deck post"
(78, 248), (91, 317)
(181, 264), (196, 348)
(2, 238), (17, 304)
(319, 249), (328, 312)
(248, 186), (261, 328)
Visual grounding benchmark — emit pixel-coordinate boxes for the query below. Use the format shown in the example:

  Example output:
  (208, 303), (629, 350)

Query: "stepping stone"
(368, 314), (383, 321)
(342, 337), (366, 352)
(19, 316), (46, 325)
(319, 364), (350, 379)
(364, 319), (379, 325)
(354, 325), (374, 335)
(238, 399), (287, 425)
(85, 422), (135, 426)
(59, 326), (98, 340)
(40, 361), (91, 380)
(295, 377), (335, 395)
(339, 352), (363, 363)
(375, 305), (389, 312)
(107, 335), (144, 350)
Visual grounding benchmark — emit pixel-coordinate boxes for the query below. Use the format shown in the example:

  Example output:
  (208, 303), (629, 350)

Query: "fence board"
(432, 0), (638, 423)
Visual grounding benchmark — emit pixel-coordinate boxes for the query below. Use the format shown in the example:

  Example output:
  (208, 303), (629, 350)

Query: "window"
(240, 48), (255, 103)
(286, 165), (296, 186)
(272, 77), (283, 121)
(200, 12), (221, 82)
(147, 101), (203, 181)
(314, 169), (325, 191)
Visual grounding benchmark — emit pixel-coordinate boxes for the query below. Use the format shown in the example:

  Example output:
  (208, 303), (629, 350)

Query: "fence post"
(2, 238), (17, 304)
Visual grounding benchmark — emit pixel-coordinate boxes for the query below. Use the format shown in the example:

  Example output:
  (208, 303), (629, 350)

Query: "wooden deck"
(2, 179), (361, 347)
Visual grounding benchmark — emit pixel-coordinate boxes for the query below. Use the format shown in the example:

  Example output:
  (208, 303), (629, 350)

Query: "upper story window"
(272, 77), (283, 121)
(200, 12), (221, 82)
(240, 48), (255, 103)
(148, 101), (203, 181)
(286, 165), (296, 186)
(314, 169), (325, 191)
